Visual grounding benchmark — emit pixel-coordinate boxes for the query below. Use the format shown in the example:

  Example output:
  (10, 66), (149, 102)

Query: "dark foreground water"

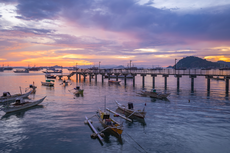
(0, 70), (230, 153)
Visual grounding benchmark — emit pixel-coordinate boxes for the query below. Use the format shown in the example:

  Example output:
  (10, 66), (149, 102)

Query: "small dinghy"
(1, 96), (46, 113)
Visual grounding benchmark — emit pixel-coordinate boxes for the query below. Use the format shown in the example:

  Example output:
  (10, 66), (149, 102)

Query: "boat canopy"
(2, 92), (11, 97)
(103, 112), (110, 119)
(15, 98), (24, 105)
(128, 102), (133, 109)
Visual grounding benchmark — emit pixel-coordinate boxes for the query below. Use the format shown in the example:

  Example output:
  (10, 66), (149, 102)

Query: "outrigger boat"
(140, 89), (170, 99)
(85, 108), (131, 142)
(0, 90), (32, 104)
(115, 101), (146, 119)
(1, 96), (46, 113)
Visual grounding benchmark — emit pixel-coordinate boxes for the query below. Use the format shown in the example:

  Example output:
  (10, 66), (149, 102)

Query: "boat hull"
(116, 101), (146, 118)
(141, 91), (170, 99)
(0, 90), (32, 103)
(41, 82), (54, 86)
(2, 96), (46, 113)
(97, 109), (123, 136)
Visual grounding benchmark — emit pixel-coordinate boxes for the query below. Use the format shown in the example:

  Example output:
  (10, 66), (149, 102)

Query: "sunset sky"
(0, 0), (230, 67)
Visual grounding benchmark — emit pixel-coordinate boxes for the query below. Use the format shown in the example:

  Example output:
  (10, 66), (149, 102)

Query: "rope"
(124, 131), (148, 153)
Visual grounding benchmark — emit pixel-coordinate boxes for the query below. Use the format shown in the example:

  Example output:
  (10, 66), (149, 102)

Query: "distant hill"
(173, 56), (221, 69)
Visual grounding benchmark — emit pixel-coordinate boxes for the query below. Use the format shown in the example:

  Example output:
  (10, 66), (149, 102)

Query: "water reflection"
(1, 105), (44, 120)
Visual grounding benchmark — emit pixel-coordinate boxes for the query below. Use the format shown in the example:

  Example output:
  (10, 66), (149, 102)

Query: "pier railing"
(77, 69), (230, 76)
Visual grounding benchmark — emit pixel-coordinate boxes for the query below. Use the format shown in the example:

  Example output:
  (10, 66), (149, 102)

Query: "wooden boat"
(13, 69), (29, 73)
(41, 80), (54, 86)
(73, 86), (84, 94)
(115, 101), (146, 119)
(108, 80), (121, 84)
(0, 90), (32, 103)
(45, 73), (56, 79)
(1, 96), (46, 113)
(140, 89), (170, 99)
(97, 109), (123, 136)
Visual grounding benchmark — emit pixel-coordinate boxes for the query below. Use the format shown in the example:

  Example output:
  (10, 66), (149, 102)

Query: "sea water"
(0, 70), (230, 153)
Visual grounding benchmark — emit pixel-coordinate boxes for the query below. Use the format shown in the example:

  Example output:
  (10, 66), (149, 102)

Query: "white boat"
(13, 69), (29, 73)
(41, 81), (54, 86)
(115, 101), (146, 119)
(0, 90), (32, 103)
(1, 96), (46, 113)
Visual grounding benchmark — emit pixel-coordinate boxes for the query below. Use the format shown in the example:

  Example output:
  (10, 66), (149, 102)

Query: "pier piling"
(226, 76), (230, 93)
(163, 74), (169, 90)
(175, 75), (182, 90)
(190, 75), (197, 92)
(141, 74), (146, 88)
(151, 74), (157, 89)
(131, 74), (136, 87)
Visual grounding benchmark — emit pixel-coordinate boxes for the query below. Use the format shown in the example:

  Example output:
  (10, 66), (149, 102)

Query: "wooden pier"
(65, 69), (230, 94)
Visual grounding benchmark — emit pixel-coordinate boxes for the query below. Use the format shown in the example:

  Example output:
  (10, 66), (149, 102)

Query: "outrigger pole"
(85, 116), (103, 141)
(106, 108), (132, 122)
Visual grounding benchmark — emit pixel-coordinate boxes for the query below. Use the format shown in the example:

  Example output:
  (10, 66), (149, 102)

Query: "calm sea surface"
(0, 69), (230, 153)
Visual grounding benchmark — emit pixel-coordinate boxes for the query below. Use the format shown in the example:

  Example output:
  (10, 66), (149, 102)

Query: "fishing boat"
(140, 89), (170, 99)
(108, 80), (121, 84)
(1, 96), (46, 113)
(13, 69), (29, 73)
(45, 73), (56, 79)
(115, 101), (146, 119)
(73, 86), (84, 94)
(42, 69), (62, 73)
(41, 80), (54, 86)
(28, 65), (41, 71)
(0, 90), (32, 104)
(97, 109), (123, 136)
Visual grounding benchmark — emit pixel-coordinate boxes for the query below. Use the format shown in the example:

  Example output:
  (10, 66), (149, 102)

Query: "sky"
(0, 0), (230, 68)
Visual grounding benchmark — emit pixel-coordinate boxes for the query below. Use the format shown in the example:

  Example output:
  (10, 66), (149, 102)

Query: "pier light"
(175, 59), (177, 70)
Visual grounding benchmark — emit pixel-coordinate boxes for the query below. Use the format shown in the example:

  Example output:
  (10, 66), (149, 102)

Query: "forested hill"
(174, 56), (221, 69)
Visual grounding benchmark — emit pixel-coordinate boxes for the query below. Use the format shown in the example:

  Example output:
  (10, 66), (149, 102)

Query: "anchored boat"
(0, 90), (32, 104)
(41, 80), (54, 86)
(108, 80), (121, 84)
(140, 89), (170, 99)
(1, 96), (46, 113)
(115, 101), (146, 119)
